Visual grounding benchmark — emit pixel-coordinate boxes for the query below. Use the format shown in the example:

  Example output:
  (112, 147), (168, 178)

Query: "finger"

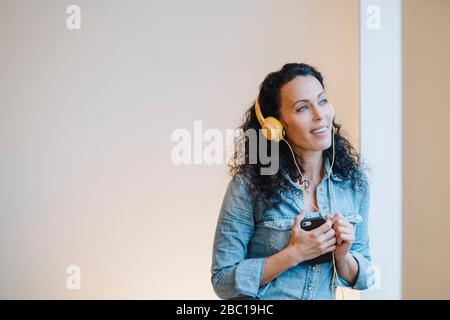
(336, 233), (353, 245)
(323, 244), (337, 254)
(321, 228), (336, 241)
(339, 233), (354, 242)
(293, 211), (306, 232)
(323, 237), (337, 249)
(333, 219), (351, 230)
(335, 229), (344, 244)
(325, 214), (332, 221)
(337, 216), (352, 227)
(332, 213), (340, 223)
(334, 213), (350, 222)
(338, 214), (350, 225)
(337, 226), (353, 235)
(298, 210), (306, 221)
(313, 219), (333, 235)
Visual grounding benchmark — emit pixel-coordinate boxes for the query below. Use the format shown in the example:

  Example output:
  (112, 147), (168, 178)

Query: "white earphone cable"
(282, 128), (345, 300)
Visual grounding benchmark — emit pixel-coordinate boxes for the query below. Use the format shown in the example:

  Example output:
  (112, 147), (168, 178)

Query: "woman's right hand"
(286, 211), (337, 264)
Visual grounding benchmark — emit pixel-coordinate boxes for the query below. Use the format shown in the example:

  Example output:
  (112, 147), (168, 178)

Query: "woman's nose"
(312, 104), (324, 120)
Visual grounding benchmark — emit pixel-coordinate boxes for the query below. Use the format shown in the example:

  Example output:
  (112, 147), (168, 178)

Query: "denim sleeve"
(211, 175), (268, 299)
(337, 180), (375, 290)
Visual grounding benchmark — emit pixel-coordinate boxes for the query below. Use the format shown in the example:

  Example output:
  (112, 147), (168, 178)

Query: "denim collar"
(285, 157), (342, 190)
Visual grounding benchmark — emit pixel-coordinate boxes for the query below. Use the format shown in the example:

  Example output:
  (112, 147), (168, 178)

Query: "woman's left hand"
(329, 213), (355, 258)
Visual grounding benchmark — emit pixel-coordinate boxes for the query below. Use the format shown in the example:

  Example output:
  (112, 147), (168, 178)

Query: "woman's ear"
(329, 103), (335, 116)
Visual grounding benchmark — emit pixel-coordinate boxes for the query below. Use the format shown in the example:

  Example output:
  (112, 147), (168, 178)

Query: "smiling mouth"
(310, 126), (329, 134)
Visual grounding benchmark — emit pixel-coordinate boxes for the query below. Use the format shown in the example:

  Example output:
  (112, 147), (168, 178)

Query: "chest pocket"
(262, 218), (294, 253)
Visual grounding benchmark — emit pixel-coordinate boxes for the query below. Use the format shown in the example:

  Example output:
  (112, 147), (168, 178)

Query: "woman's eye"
(296, 106), (308, 112)
(320, 99), (328, 104)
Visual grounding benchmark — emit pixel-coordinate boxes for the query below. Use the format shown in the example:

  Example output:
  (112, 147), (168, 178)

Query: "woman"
(211, 63), (375, 300)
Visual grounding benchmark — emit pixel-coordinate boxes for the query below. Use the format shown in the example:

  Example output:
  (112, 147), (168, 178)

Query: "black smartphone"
(300, 216), (333, 264)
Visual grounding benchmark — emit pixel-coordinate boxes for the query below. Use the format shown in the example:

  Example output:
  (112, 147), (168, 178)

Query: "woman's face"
(279, 75), (335, 152)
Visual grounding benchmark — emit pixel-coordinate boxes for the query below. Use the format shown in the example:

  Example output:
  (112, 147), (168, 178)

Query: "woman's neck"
(298, 150), (324, 184)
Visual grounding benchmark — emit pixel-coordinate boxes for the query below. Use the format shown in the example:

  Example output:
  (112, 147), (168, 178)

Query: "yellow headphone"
(254, 96), (286, 142)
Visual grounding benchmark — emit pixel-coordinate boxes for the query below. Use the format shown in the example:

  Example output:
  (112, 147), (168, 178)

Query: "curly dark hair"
(229, 63), (368, 212)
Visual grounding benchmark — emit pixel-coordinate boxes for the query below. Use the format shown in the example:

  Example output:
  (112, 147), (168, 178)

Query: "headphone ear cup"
(263, 117), (285, 142)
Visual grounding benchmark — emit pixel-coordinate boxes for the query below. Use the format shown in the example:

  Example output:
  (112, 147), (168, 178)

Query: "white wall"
(360, 0), (403, 299)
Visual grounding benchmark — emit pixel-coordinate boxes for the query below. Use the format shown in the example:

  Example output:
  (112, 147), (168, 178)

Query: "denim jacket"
(211, 159), (375, 300)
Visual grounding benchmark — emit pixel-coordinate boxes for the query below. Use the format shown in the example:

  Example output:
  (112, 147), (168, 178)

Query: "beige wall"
(403, 0), (450, 299)
(0, 0), (359, 298)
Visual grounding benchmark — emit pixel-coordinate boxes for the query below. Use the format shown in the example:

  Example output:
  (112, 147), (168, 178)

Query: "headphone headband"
(254, 96), (266, 127)
(254, 95), (285, 142)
